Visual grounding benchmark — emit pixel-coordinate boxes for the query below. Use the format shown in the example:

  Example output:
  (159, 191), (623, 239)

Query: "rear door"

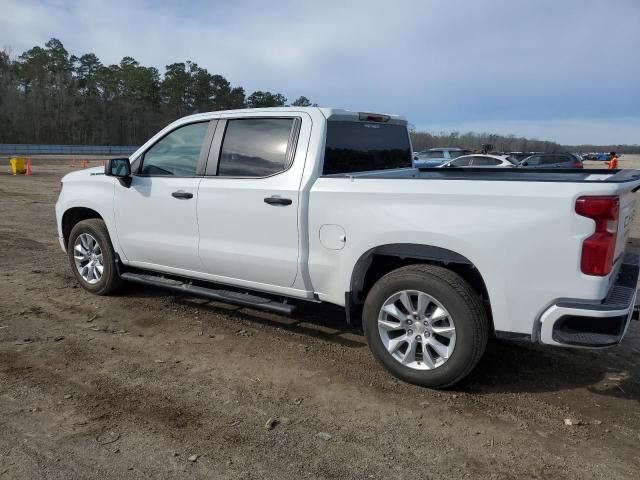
(197, 113), (310, 288)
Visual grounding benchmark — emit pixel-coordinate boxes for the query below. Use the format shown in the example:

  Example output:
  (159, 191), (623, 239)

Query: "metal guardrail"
(0, 144), (138, 155)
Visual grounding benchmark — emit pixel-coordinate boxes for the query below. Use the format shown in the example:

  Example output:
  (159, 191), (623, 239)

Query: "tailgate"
(614, 181), (640, 261)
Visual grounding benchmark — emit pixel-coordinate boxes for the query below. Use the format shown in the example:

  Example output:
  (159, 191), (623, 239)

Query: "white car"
(55, 107), (640, 388)
(413, 148), (471, 168)
(439, 154), (517, 168)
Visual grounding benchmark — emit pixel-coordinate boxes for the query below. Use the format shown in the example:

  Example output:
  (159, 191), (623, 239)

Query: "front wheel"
(67, 218), (123, 295)
(362, 264), (488, 388)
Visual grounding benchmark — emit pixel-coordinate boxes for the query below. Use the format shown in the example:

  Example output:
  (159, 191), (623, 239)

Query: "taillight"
(575, 196), (619, 276)
(571, 161), (583, 168)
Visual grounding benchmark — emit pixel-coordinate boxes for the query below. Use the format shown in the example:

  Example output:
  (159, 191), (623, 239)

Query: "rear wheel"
(362, 264), (488, 388)
(68, 219), (123, 295)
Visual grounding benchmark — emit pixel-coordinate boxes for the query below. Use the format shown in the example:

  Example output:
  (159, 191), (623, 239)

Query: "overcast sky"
(1, 0), (639, 144)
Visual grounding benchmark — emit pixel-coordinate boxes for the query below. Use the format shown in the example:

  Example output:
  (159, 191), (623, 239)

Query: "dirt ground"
(1, 156), (640, 479)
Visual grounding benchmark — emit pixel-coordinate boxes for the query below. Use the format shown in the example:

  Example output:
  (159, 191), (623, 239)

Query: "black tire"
(67, 218), (123, 295)
(362, 264), (488, 388)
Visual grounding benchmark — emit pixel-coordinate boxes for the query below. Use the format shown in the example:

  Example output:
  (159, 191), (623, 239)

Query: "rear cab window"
(322, 121), (412, 175)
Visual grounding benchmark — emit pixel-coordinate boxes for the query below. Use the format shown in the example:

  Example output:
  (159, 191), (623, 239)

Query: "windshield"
(323, 121), (411, 175)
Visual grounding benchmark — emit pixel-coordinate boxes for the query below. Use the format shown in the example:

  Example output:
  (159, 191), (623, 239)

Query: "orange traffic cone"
(26, 158), (32, 176)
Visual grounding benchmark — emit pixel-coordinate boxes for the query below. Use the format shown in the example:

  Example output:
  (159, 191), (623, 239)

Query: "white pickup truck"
(55, 107), (640, 387)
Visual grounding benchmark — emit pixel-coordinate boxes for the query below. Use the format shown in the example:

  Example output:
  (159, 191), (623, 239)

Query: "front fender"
(55, 174), (125, 260)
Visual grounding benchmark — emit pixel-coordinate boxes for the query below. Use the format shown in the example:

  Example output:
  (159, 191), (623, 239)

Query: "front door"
(113, 120), (212, 272)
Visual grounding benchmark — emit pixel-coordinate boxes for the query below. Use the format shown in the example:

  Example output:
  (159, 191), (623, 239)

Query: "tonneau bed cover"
(338, 167), (640, 184)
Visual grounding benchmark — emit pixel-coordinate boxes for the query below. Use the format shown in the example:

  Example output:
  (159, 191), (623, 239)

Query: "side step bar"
(120, 272), (296, 315)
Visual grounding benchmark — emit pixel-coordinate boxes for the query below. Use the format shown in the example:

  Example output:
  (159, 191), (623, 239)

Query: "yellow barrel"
(9, 157), (27, 175)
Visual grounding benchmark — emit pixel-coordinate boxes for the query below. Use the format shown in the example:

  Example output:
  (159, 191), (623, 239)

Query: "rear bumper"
(538, 253), (639, 348)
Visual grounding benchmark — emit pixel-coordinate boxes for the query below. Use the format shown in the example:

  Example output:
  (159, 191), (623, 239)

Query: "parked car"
(508, 152), (537, 162)
(413, 147), (471, 168)
(581, 153), (616, 162)
(438, 154), (517, 168)
(56, 107), (640, 388)
(520, 153), (583, 168)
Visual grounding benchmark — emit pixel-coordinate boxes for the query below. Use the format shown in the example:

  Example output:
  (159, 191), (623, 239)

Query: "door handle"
(172, 191), (193, 199)
(264, 196), (292, 206)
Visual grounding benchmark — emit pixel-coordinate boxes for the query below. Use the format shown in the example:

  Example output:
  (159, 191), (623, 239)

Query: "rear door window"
(323, 121), (411, 175)
(217, 118), (295, 177)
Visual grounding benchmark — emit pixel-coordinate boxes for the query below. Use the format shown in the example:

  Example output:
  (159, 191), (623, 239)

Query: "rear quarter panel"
(308, 177), (623, 335)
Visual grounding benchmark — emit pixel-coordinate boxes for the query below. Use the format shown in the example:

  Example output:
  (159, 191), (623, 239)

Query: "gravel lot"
(1, 156), (640, 479)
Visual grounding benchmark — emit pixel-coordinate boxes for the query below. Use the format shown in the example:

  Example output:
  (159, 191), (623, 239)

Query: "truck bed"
(338, 167), (640, 184)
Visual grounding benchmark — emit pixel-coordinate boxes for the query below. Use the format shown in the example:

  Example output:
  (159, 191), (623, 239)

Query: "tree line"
(410, 130), (563, 154)
(0, 38), (314, 146)
(410, 130), (639, 154)
(0, 38), (637, 153)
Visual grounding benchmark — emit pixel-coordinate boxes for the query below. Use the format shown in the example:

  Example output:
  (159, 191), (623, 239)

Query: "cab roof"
(178, 106), (407, 126)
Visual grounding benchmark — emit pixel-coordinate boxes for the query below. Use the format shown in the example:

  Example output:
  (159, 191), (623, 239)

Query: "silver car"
(438, 154), (517, 168)
(413, 148), (471, 168)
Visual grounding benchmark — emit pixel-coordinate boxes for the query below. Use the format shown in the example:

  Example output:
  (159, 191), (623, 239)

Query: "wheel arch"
(347, 243), (492, 327)
(61, 207), (104, 249)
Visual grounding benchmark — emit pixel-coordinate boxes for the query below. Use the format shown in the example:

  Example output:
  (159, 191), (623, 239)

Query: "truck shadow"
(121, 285), (367, 349)
(121, 285), (640, 400)
(459, 337), (640, 402)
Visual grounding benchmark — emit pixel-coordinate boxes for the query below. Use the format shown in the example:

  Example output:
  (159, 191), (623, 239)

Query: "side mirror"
(413, 156), (418, 161)
(105, 157), (132, 187)
(521, 161), (528, 167)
